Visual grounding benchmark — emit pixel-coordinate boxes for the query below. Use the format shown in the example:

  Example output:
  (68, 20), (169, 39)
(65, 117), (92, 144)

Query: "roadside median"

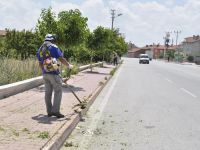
(0, 62), (120, 150)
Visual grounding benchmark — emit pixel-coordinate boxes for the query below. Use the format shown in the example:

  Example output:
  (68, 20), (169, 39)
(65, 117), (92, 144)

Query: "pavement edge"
(41, 63), (122, 150)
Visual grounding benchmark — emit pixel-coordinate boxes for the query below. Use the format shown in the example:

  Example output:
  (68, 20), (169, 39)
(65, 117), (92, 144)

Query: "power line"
(111, 9), (122, 30)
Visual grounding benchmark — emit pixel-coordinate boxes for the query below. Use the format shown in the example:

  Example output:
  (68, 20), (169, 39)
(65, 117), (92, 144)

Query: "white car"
(139, 54), (150, 64)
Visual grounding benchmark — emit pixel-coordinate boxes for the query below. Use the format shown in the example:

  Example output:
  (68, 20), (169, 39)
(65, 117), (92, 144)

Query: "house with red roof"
(127, 43), (177, 59)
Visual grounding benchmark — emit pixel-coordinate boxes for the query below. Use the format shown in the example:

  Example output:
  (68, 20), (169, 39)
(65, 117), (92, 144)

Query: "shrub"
(0, 58), (41, 86)
(187, 55), (194, 62)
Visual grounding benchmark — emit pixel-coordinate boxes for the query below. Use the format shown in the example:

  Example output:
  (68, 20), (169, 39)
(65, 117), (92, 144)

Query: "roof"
(128, 44), (178, 53)
(141, 44), (165, 50)
(128, 47), (142, 53)
(169, 45), (179, 49)
(183, 35), (200, 43)
(0, 30), (6, 36)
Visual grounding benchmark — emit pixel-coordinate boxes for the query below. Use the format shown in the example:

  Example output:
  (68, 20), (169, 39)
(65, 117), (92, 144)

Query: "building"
(127, 42), (140, 57)
(127, 47), (144, 58)
(0, 30), (6, 37)
(128, 43), (177, 59)
(182, 35), (200, 62)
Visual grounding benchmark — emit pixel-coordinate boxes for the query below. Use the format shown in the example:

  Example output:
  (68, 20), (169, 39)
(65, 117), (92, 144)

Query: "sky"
(0, 0), (199, 47)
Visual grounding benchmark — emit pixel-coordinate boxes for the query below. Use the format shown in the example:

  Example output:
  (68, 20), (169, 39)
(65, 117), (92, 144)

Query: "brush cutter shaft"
(66, 86), (82, 103)
(59, 73), (82, 104)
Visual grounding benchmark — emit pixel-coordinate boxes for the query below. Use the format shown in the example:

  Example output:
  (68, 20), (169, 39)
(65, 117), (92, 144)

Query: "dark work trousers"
(113, 57), (118, 66)
(43, 74), (62, 114)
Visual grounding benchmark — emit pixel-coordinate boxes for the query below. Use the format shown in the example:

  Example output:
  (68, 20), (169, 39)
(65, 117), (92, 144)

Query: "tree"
(87, 26), (112, 61)
(57, 9), (89, 46)
(3, 8), (128, 63)
(165, 49), (175, 60)
(35, 7), (57, 42)
(0, 36), (5, 57)
(113, 36), (128, 57)
(87, 27), (128, 62)
(57, 9), (89, 59)
(4, 29), (39, 59)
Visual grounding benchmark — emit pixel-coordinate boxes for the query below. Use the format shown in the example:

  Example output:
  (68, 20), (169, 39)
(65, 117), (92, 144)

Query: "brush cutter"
(59, 69), (87, 109)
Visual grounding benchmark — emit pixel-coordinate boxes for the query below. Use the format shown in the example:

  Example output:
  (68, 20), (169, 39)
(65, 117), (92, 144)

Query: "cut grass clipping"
(64, 141), (78, 147)
(64, 141), (73, 147)
(12, 129), (19, 137)
(38, 131), (49, 139)
(0, 126), (5, 132)
(75, 99), (87, 109)
(110, 67), (117, 76)
(99, 81), (104, 86)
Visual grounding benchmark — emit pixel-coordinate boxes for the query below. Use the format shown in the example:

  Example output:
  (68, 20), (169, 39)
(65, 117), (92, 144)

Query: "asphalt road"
(61, 58), (200, 150)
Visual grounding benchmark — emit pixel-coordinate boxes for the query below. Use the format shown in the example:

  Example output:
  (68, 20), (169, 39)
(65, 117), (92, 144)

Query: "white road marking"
(77, 66), (123, 149)
(164, 78), (173, 84)
(180, 88), (197, 98)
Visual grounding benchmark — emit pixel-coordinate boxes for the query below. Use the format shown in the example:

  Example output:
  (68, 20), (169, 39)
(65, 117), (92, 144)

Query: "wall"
(182, 40), (200, 62)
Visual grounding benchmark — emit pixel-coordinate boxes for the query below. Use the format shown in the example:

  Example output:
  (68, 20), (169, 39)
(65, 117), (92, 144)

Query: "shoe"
(52, 113), (65, 118)
(47, 113), (53, 117)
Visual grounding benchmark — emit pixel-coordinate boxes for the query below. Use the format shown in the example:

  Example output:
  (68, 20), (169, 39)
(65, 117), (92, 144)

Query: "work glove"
(68, 64), (73, 69)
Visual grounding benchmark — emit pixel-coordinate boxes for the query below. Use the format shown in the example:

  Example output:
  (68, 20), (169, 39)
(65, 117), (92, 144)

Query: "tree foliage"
(57, 9), (89, 47)
(165, 49), (175, 59)
(88, 27), (128, 61)
(3, 7), (128, 63)
(0, 37), (5, 57)
(56, 9), (89, 59)
(4, 29), (39, 60)
(35, 7), (57, 41)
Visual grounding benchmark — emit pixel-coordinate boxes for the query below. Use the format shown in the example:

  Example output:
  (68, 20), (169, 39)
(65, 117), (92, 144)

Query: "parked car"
(139, 54), (150, 64)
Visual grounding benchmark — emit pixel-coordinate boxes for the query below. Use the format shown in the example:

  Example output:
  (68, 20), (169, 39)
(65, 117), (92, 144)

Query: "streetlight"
(111, 9), (122, 30)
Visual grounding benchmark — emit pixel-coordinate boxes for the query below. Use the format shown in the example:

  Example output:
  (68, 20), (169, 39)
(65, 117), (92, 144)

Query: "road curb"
(40, 63), (122, 150)
(0, 62), (103, 100)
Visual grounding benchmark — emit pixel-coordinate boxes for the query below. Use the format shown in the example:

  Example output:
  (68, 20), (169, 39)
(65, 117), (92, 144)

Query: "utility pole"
(111, 9), (122, 30)
(111, 9), (115, 30)
(174, 30), (181, 46)
(174, 30), (181, 62)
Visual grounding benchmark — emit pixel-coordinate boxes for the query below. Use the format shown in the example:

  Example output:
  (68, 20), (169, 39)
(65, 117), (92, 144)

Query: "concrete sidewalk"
(0, 64), (114, 150)
(154, 59), (200, 67)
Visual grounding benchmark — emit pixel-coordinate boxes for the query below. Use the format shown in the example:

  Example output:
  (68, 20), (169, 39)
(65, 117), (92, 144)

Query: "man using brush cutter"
(37, 34), (73, 118)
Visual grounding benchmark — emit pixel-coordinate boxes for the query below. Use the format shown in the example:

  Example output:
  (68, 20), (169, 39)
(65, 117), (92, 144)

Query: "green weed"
(110, 67), (117, 76)
(88, 94), (92, 99)
(64, 141), (73, 147)
(61, 63), (79, 78)
(22, 128), (30, 134)
(0, 126), (5, 132)
(12, 129), (19, 137)
(38, 131), (49, 139)
(120, 142), (127, 146)
(22, 128), (29, 132)
(99, 81), (104, 86)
